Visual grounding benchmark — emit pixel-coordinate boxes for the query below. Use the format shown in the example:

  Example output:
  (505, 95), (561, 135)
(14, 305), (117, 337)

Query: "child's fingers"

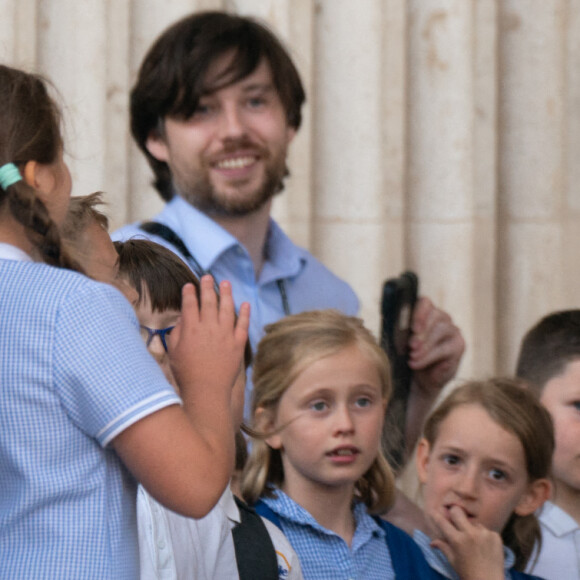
(447, 505), (478, 532)
(199, 275), (218, 321)
(235, 302), (251, 340)
(217, 280), (235, 323)
(167, 283), (199, 351)
(429, 538), (454, 562)
(430, 509), (461, 542)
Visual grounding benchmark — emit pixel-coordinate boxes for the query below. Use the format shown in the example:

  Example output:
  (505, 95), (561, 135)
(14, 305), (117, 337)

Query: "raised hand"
(430, 505), (504, 580)
(168, 276), (250, 399)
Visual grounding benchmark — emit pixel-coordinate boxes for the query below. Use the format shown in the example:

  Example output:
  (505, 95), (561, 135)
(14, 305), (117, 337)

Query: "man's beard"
(176, 146), (289, 218)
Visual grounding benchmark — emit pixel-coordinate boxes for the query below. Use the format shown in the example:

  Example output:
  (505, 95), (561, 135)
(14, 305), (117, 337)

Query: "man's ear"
(514, 478), (552, 517)
(145, 130), (170, 163)
(255, 406), (282, 450)
(285, 126), (297, 146)
(415, 438), (431, 485)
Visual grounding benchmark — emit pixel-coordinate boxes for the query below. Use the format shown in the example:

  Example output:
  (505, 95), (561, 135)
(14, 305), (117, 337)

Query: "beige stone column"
(312, 0), (398, 334)
(407, 0), (478, 377)
(34, 1), (107, 204)
(497, 1), (567, 372)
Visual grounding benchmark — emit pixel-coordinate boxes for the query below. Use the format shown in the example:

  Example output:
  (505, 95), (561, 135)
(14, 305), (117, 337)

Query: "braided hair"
(0, 65), (82, 272)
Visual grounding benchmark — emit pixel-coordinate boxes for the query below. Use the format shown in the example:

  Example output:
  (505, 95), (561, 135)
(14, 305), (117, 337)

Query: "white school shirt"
(527, 501), (580, 579)
(138, 485), (303, 580)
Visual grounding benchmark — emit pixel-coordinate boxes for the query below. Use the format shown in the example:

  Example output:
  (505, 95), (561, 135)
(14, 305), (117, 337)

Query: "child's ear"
(514, 478), (552, 517)
(255, 406), (282, 450)
(23, 160), (56, 197)
(415, 438), (431, 485)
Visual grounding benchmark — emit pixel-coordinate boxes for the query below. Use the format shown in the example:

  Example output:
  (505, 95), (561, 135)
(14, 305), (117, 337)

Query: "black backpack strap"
(232, 496), (279, 580)
(139, 221), (221, 293)
(139, 221), (193, 260)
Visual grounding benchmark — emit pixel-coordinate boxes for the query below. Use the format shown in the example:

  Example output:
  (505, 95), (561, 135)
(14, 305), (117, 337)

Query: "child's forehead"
(542, 358), (580, 397)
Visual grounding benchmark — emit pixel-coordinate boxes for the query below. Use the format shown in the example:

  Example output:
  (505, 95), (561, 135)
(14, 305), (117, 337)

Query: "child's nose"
(455, 468), (479, 498)
(147, 334), (167, 357)
(333, 405), (355, 434)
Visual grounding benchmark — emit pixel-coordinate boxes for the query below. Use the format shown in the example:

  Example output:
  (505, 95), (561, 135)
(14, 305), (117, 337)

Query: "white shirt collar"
(0, 243), (33, 262)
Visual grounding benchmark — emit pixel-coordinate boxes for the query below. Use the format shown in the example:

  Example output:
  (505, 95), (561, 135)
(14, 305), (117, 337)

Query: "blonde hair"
(422, 377), (554, 571)
(241, 309), (396, 514)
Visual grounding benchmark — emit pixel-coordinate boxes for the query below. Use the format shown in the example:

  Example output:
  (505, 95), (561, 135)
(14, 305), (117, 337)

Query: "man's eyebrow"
(241, 82), (275, 93)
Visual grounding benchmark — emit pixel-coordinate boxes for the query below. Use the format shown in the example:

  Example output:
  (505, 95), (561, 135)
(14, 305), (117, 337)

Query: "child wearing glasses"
(114, 238), (303, 580)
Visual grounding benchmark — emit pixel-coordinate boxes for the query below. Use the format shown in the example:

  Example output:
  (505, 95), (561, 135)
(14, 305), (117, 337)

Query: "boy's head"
(114, 239), (201, 389)
(516, 309), (580, 509)
(114, 239), (252, 424)
(516, 309), (580, 394)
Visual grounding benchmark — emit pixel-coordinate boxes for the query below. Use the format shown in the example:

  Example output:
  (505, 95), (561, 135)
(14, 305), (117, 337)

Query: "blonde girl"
(242, 309), (438, 579)
(415, 378), (553, 580)
(0, 64), (249, 578)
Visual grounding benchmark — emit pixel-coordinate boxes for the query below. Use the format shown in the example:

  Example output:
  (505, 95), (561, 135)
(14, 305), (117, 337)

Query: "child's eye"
(354, 397), (372, 408)
(442, 454), (460, 466)
(572, 401), (580, 411)
(488, 468), (507, 482)
(310, 400), (328, 412)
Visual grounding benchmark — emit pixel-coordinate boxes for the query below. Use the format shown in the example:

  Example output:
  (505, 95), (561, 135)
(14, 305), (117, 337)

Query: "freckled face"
(417, 404), (534, 535)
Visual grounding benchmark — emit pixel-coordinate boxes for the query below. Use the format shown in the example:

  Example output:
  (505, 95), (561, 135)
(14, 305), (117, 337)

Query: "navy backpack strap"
(373, 516), (442, 579)
(510, 571), (544, 580)
(232, 496), (279, 580)
(253, 498), (283, 530)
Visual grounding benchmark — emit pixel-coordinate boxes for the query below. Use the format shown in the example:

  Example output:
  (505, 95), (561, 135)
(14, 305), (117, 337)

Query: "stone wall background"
(2, 0), (578, 381)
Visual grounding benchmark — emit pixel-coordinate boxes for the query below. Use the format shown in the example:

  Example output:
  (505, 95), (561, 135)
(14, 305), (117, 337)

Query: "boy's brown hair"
(114, 238), (252, 368)
(515, 309), (580, 395)
(114, 238), (201, 311)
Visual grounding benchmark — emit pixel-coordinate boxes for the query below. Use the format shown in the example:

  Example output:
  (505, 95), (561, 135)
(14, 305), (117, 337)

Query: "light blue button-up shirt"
(0, 255), (180, 579)
(261, 489), (395, 580)
(114, 196), (359, 417)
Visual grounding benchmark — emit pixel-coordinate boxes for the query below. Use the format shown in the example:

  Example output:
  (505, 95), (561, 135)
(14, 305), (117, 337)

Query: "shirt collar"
(538, 500), (580, 537)
(0, 243), (33, 262)
(218, 487), (241, 525)
(157, 197), (238, 270)
(159, 196), (306, 282)
(413, 529), (515, 579)
(262, 488), (385, 540)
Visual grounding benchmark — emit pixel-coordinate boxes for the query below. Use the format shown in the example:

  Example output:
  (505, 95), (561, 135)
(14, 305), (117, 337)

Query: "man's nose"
(218, 103), (247, 140)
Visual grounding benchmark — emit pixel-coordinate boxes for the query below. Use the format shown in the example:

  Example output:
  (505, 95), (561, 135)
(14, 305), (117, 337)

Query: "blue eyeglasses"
(139, 325), (175, 352)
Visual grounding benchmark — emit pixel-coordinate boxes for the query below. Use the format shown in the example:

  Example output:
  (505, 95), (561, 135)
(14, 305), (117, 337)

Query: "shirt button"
(158, 540), (166, 550)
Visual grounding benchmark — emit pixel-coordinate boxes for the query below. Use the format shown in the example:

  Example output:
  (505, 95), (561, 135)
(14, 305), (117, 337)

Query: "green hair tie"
(0, 163), (23, 190)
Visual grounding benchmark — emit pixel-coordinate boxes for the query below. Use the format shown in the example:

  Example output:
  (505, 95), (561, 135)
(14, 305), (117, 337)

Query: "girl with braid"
(0, 65), (249, 579)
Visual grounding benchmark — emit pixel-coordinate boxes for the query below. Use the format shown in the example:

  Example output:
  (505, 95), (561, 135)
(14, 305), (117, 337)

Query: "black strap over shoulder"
(139, 221), (193, 260)
(232, 496), (279, 580)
